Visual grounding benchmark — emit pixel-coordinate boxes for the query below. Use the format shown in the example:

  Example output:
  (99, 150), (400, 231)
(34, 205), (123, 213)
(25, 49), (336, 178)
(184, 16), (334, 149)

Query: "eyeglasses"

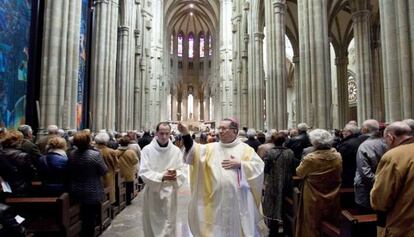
(218, 127), (232, 132)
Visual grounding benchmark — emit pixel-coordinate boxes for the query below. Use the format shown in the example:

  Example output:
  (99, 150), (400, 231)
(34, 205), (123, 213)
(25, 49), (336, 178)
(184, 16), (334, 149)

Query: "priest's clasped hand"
(221, 155), (241, 169)
(162, 171), (177, 181)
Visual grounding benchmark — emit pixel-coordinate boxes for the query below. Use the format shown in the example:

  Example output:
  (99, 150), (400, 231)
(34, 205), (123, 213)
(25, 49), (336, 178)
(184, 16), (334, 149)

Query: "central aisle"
(102, 168), (193, 237)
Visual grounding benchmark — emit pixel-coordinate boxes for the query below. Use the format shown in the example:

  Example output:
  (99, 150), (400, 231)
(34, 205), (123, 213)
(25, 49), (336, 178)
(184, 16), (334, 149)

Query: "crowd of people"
(0, 117), (413, 237)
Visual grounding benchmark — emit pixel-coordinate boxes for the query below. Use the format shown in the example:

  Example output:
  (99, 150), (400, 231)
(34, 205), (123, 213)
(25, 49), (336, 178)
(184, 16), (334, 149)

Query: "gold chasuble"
(184, 138), (268, 237)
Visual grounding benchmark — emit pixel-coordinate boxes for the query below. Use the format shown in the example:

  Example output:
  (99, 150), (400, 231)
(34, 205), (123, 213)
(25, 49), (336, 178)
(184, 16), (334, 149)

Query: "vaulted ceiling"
(165, 0), (219, 36)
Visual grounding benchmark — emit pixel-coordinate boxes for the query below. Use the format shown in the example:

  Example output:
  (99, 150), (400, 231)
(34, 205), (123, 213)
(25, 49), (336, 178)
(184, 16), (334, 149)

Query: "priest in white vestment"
(178, 118), (268, 237)
(140, 122), (185, 237)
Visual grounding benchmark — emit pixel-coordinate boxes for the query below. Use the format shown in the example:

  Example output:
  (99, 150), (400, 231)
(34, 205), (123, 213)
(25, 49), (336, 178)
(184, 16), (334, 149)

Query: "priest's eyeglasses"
(218, 127), (231, 132)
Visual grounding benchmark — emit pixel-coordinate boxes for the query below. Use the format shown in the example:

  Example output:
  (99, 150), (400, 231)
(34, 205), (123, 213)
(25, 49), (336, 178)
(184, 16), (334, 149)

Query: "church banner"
(0, 0), (32, 128)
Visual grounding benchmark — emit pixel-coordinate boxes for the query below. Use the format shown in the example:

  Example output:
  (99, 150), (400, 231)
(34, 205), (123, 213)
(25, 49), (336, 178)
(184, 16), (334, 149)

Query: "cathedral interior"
(1, 0), (413, 132)
(1, 1), (414, 237)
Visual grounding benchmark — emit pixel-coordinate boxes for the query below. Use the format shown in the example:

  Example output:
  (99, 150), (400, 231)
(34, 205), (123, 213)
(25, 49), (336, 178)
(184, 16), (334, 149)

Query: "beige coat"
(295, 148), (342, 237)
(371, 138), (414, 237)
(96, 145), (119, 203)
(117, 147), (139, 182)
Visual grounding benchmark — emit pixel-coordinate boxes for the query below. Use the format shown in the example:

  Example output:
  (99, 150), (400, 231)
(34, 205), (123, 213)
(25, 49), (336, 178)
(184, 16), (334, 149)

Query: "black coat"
(285, 132), (312, 167)
(0, 148), (34, 195)
(68, 148), (108, 204)
(244, 138), (262, 152)
(336, 133), (363, 187)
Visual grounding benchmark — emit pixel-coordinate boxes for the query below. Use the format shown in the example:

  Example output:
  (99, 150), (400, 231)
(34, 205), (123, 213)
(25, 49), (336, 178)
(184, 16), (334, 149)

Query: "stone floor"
(101, 175), (193, 237)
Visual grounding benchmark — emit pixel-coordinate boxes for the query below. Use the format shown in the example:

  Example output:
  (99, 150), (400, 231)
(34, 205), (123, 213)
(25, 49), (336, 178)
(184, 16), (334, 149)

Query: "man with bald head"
(354, 119), (387, 213)
(371, 122), (414, 236)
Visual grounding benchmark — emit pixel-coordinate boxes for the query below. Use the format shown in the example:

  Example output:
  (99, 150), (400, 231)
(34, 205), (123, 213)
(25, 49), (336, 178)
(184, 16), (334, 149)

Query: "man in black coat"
(336, 124), (363, 187)
(285, 123), (311, 167)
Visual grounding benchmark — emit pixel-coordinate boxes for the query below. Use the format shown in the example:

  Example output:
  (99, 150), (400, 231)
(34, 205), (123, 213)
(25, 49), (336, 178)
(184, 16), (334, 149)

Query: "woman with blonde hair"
(38, 136), (69, 194)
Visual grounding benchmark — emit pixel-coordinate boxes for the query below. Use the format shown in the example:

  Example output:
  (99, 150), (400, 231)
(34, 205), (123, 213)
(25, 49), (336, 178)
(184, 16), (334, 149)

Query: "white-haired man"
(244, 128), (261, 152)
(285, 122), (312, 167)
(371, 121), (414, 237)
(36, 125), (59, 154)
(354, 119), (387, 213)
(336, 123), (364, 187)
(178, 117), (268, 237)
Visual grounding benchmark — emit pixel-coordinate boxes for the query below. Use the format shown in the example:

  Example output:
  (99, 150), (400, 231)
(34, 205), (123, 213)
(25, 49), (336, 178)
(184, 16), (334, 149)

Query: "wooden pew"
(112, 170), (126, 218)
(321, 210), (377, 237)
(94, 187), (112, 236)
(5, 193), (81, 237)
(283, 187), (301, 237)
(340, 210), (377, 237)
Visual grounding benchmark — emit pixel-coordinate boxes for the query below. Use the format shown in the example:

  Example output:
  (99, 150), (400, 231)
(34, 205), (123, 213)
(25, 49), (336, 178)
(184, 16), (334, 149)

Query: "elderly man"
(139, 122), (185, 237)
(285, 123), (312, 167)
(336, 123), (363, 187)
(354, 119), (387, 213)
(371, 121), (414, 237)
(178, 118), (268, 237)
(18, 125), (41, 160)
(244, 129), (261, 152)
(36, 125), (59, 154)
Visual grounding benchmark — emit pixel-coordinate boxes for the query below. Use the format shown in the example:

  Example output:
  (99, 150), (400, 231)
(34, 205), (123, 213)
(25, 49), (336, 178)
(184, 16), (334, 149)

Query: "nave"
(101, 172), (193, 237)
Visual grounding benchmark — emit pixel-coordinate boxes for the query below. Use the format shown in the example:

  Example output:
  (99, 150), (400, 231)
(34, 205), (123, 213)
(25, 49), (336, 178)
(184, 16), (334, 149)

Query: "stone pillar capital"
(94, 0), (109, 6)
(273, 1), (286, 14)
(243, 2), (250, 11)
(243, 34), (249, 43)
(118, 26), (129, 35)
(352, 10), (370, 23)
(253, 32), (265, 41)
(134, 29), (140, 38)
(335, 57), (349, 66)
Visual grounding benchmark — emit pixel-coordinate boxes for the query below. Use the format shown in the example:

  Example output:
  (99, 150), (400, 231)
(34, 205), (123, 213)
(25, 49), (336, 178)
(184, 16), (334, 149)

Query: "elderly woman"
(117, 136), (139, 205)
(68, 131), (107, 237)
(0, 131), (34, 196)
(295, 129), (342, 237)
(37, 136), (69, 194)
(94, 132), (119, 204)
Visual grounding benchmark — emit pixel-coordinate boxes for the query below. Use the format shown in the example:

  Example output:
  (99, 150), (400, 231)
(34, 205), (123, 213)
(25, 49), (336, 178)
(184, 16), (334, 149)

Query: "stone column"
(89, 0), (118, 131)
(371, 39), (385, 121)
(140, 7), (152, 129)
(351, 0), (373, 125)
(249, 32), (265, 129)
(292, 56), (300, 125)
(335, 56), (349, 128)
(219, 0), (233, 118)
(133, 1), (142, 129)
(239, 3), (249, 128)
(116, 26), (129, 132)
(265, 0), (287, 129)
(40, 0), (81, 130)
(298, 0), (332, 128)
(380, 0), (414, 121)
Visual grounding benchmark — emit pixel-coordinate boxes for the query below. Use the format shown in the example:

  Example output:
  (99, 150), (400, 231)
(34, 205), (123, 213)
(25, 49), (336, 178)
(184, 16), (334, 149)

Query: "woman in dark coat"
(263, 132), (295, 236)
(68, 131), (107, 237)
(37, 136), (69, 194)
(0, 130), (35, 196)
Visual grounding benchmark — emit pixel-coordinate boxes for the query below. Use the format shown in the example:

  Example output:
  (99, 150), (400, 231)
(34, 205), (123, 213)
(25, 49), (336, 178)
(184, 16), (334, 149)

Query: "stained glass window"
(178, 32), (183, 57)
(189, 33), (194, 58)
(208, 34), (212, 56)
(200, 33), (205, 58)
(170, 34), (174, 54)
